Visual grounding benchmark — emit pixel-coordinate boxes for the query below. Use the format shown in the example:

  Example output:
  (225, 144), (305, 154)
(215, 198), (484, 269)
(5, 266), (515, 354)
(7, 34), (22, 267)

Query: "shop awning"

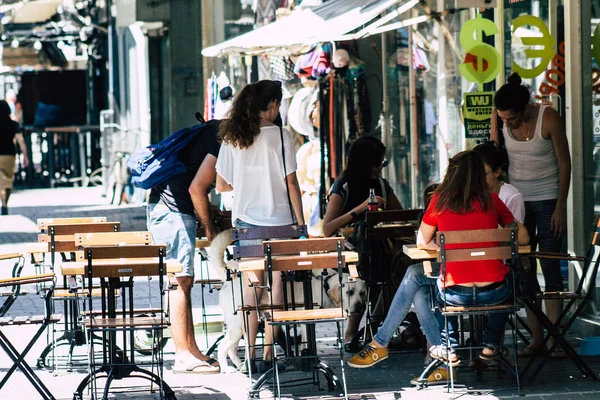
(201, 0), (421, 57)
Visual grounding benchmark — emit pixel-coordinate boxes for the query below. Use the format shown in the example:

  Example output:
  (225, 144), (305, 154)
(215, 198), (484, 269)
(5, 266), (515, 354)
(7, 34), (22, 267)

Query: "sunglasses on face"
(380, 159), (389, 168)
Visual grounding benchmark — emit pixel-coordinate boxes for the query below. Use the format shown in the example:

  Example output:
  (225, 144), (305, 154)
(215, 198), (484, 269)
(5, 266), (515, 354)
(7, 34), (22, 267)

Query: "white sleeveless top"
(503, 105), (559, 201)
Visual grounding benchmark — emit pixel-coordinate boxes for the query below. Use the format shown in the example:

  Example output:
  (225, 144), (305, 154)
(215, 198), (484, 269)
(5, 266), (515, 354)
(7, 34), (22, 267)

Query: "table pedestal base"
(249, 359), (343, 399)
(73, 363), (176, 400)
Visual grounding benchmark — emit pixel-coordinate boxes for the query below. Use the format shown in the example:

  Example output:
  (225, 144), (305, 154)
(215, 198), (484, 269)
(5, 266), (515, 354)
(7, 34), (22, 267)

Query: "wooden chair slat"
(442, 246), (513, 263)
(81, 308), (163, 317)
(84, 316), (168, 328)
(270, 254), (342, 272)
(61, 260), (181, 277)
(269, 308), (346, 322)
(0, 253), (22, 261)
(25, 242), (49, 254)
(437, 228), (516, 244)
(263, 237), (344, 255)
(0, 273), (54, 288)
(238, 303), (319, 312)
(80, 245), (166, 260)
(441, 304), (518, 313)
(232, 225), (307, 241)
(37, 217), (107, 231)
(47, 222), (120, 235)
(75, 231), (153, 247)
(53, 288), (103, 298)
(0, 314), (62, 326)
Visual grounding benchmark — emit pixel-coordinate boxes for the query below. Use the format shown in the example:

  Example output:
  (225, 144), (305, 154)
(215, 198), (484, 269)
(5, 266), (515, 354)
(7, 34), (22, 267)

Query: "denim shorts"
(147, 203), (197, 277)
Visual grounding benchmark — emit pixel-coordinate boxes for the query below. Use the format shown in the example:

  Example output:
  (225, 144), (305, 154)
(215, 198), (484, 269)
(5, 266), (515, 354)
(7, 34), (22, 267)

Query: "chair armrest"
(348, 264), (359, 281)
(0, 253), (22, 261)
(246, 271), (261, 286)
(423, 261), (441, 279)
(530, 252), (585, 262)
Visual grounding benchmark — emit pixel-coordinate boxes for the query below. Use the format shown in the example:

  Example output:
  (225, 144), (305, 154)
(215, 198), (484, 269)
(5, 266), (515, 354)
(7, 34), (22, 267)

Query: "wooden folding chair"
(36, 220), (120, 370)
(227, 225), (306, 380)
(247, 237), (350, 399)
(520, 217), (600, 383)
(417, 228), (521, 394)
(66, 237), (178, 400)
(0, 252), (26, 316)
(0, 273), (62, 400)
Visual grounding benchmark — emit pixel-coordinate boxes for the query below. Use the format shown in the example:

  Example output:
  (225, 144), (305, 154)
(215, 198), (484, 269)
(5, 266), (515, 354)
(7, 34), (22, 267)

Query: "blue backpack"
(128, 122), (210, 189)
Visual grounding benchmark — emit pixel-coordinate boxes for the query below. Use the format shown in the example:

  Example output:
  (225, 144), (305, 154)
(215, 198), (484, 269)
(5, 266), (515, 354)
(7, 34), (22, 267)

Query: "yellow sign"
(464, 92), (494, 148)
(511, 15), (555, 79)
(459, 14), (500, 91)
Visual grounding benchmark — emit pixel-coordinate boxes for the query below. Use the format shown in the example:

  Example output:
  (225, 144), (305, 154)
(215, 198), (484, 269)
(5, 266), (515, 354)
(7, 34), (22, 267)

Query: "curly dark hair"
(218, 80), (282, 149)
(494, 72), (530, 113)
(432, 150), (492, 215)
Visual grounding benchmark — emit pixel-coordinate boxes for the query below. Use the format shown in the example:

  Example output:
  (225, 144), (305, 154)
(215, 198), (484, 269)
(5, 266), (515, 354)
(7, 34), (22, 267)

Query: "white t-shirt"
(499, 183), (525, 224)
(216, 126), (297, 226)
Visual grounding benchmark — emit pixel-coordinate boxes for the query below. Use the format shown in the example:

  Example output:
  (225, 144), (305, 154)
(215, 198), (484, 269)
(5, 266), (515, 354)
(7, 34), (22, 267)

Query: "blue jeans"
(524, 199), (564, 292)
(147, 203), (197, 277)
(436, 278), (511, 347)
(374, 263), (442, 347)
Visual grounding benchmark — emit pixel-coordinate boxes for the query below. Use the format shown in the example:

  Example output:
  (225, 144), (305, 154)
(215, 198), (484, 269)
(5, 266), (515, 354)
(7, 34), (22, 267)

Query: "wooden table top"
(25, 242), (49, 254)
(60, 258), (182, 276)
(403, 244), (532, 260)
(234, 250), (359, 272)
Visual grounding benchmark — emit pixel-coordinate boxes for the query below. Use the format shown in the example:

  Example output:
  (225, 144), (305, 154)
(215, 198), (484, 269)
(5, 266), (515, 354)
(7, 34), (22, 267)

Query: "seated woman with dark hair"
(323, 136), (402, 353)
(348, 150), (529, 370)
(323, 136), (403, 352)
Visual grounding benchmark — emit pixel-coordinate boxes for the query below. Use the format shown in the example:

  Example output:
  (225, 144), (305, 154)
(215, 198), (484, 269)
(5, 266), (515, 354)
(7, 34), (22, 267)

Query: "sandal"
(480, 346), (509, 361)
(429, 345), (461, 367)
(205, 357), (220, 367)
(173, 360), (220, 374)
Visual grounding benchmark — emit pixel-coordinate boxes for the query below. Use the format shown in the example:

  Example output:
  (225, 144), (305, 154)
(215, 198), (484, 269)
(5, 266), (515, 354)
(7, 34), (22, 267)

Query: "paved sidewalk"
(1, 187), (600, 399)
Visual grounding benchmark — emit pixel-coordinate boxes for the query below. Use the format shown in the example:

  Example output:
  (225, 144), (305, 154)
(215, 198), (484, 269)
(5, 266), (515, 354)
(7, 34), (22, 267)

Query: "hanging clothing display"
(204, 72), (234, 121)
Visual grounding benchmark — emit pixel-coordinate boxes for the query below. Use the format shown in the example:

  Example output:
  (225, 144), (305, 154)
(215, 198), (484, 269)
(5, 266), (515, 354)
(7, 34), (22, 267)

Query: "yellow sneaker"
(411, 366), (457, 386)
(347, 343), (388, 368)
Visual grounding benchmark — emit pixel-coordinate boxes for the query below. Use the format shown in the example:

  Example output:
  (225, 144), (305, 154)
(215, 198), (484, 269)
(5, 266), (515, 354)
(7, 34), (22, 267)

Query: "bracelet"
(349, 210), (358, 221)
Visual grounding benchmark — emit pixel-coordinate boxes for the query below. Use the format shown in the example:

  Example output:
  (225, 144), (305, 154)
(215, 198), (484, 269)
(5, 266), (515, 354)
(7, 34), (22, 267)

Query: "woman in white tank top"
(491, 73), (571, 358)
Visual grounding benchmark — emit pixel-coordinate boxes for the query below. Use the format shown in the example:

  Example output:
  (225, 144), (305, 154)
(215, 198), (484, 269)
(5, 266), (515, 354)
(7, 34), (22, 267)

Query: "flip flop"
(480, 346), (510, 361)
(205, 358), (220, 367)
(173, 360), (220, 374)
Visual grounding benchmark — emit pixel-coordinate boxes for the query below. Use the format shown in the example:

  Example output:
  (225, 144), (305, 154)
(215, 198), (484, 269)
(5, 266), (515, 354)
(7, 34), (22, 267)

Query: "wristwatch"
(349, 210), (358, 221)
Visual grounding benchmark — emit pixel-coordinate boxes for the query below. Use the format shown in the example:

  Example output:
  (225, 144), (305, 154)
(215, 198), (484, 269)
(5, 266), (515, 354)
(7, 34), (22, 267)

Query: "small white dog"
(207, 229), (367, 373)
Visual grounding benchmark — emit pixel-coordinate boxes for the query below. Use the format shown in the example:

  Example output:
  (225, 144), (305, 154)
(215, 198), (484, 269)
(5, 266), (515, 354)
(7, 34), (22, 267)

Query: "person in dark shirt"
(0, 100), (28, 215)
(147, 119), (221, 373)
(322, 136), (403, 352)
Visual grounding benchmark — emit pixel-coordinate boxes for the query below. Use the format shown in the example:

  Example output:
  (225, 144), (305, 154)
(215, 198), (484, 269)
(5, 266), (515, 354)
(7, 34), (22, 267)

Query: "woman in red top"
(348, 150), (529, 369)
